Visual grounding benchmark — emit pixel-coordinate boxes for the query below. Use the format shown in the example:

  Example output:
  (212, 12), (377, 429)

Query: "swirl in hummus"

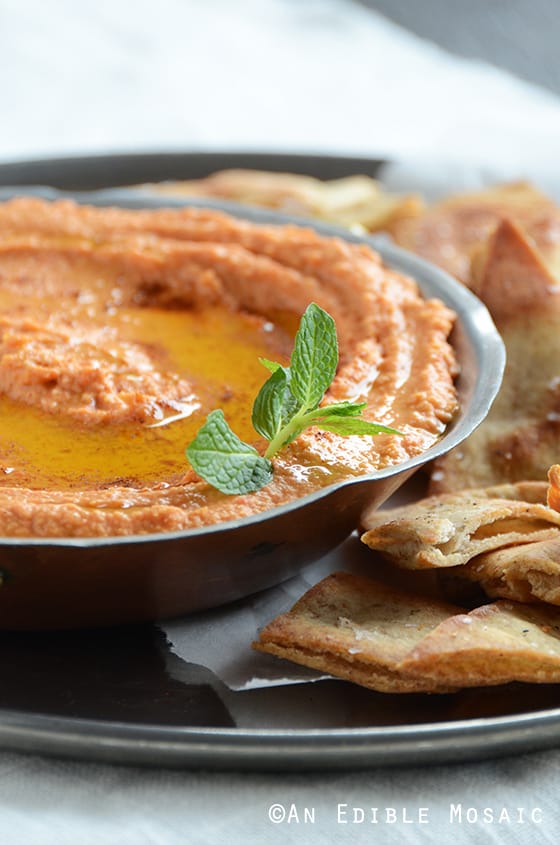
(0, 198), (458, 537)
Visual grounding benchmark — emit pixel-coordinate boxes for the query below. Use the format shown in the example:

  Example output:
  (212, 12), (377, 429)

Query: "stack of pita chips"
(361, 477), (560, 606)
(382, 180), (560, 493)
(255, 475), (560, 692)
(430, 216), (560, 493)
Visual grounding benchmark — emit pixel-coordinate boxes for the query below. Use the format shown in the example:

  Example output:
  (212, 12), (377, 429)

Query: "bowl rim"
(0, 187), (506, 548)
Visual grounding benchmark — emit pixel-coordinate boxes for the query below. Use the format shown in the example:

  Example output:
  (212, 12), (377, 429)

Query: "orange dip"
(0, 198), (458, 537)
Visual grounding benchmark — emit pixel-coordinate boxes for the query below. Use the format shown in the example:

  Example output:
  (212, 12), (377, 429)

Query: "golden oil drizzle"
(0, 305), (294, 490)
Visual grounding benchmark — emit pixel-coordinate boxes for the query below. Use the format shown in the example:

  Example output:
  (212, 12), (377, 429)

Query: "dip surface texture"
(0, 198), (458, 537)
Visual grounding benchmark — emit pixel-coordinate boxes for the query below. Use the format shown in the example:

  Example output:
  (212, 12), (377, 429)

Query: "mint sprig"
(186, 303), (401, 494)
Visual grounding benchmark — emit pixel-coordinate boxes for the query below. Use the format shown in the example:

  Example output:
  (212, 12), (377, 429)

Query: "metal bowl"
(0, 189), (505, 630)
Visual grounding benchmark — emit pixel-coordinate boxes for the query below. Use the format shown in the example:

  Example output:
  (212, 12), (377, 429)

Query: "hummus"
(0, 198), (458, 537)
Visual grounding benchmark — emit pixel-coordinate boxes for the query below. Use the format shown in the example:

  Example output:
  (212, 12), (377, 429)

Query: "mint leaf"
(290, 303), (338, 409)
(252, 367), (288, 441)
(307, 401), (368, 421)
(186, 409), (273, 494)
(253, 365), (300, 441)
(315, 417), (401, 436)
(259, 357), (283, 374)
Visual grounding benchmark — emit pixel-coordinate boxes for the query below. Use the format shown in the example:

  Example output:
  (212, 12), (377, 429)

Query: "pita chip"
(462, 535), (560, 605)
(458, 466), (560, 604)
(482, 480), (550, 504)
(361, 483), (560, 570)
(391, 181), (560, 285)
(253, 572), (461, 693)
(430, 219), (560, 493)
(255, 572), (560, 693)
(146, 169), (423, 233)
(399, 601), (560, 687)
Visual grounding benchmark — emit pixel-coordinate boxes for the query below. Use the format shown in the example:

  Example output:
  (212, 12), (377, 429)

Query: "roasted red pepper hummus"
(0, 198), (458, 537)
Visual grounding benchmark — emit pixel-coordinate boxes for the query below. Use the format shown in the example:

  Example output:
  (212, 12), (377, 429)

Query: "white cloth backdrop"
(3, 0), (560, 170)
(2, 0), (560, 841)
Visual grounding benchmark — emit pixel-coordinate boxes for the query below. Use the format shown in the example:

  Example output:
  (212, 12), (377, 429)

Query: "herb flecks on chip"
(186, 303), (401, 494)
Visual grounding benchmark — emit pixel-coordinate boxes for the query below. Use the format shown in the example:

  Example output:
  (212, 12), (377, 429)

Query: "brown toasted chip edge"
(252, 640), (456, 694)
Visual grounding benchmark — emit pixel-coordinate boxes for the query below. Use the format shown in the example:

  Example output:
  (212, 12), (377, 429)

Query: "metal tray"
(0, 150), (558, 771)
